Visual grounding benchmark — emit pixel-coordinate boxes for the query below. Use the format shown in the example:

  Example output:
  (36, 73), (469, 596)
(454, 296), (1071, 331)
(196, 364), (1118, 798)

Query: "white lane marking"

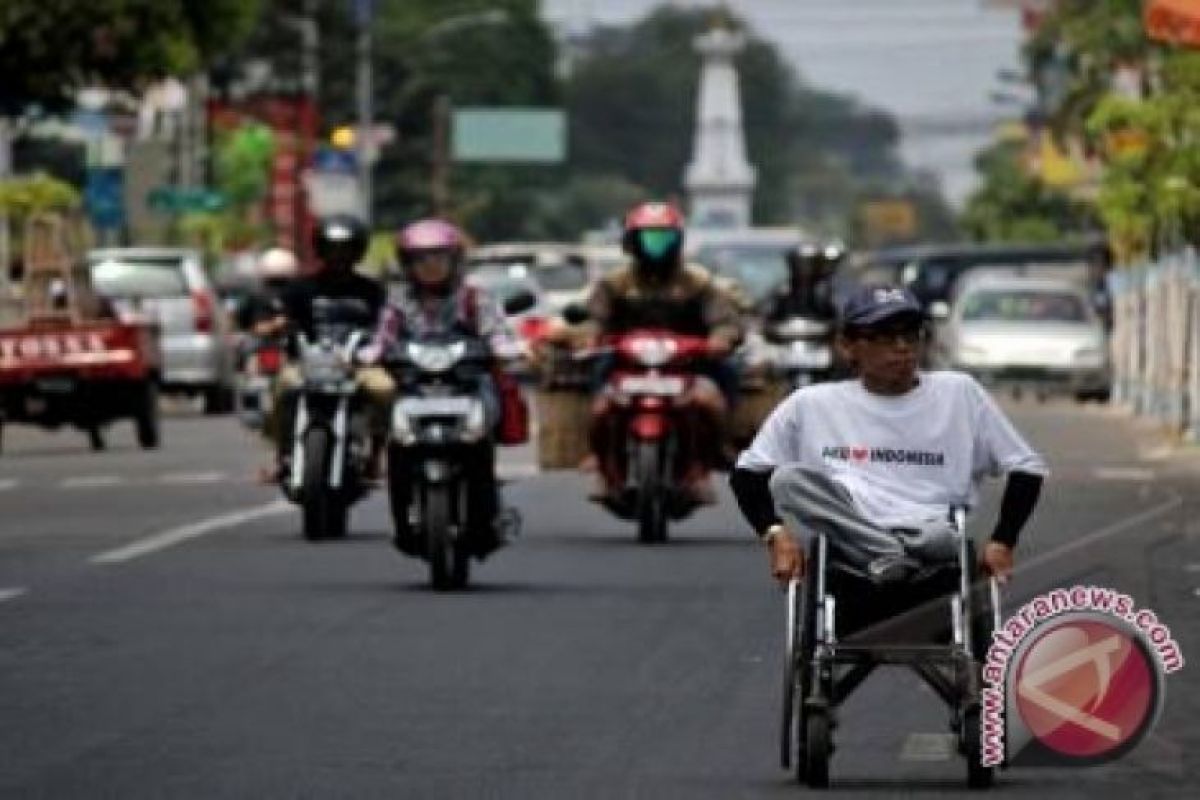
(1185, 563), (1200, 573)
(0, 587), (28, 604)
(0, 479), (18, 491)
(157, 471), (227, 485)
(1094, 466), (1156, 482)
(1019, 494), (1183, 575)
(91, 499), (291, 565)
(62, 475), (124, 489)
(497, 463), (539, 480)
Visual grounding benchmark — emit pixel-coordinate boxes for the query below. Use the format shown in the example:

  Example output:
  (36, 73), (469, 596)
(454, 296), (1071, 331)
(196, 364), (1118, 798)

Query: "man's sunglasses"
(848, 325), (927, 345)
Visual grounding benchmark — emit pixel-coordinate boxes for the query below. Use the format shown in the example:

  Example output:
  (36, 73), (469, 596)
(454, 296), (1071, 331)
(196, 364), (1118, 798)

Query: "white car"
(946, 276), (1110, 401)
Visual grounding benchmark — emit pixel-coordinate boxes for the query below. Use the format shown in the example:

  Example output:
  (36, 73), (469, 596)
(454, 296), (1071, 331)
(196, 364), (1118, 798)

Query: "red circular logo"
(1014, 616), (1159, 762)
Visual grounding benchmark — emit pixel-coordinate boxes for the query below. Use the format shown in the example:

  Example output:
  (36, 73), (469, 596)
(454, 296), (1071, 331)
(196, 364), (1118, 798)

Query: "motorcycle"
(765, 316), (834, 388)
(385, 333), (521, 590)
(284, 327), (374, 541)
(591, 329), (720, 544)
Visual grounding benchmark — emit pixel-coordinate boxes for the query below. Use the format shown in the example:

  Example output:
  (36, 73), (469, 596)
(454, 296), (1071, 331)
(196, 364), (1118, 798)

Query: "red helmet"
(622, 201), (685, 281)
(396, 218), (466, 295)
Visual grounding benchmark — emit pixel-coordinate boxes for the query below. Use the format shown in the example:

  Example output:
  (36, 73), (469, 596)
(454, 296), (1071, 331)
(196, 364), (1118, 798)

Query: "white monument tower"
(684, 24), (756, 229)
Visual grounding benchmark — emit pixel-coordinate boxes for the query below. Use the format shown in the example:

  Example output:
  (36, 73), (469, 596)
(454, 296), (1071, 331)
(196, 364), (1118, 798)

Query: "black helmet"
(313, 214), (369, 272)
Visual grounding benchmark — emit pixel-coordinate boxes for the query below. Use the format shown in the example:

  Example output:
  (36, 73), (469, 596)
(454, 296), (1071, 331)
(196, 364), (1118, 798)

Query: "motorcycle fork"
(328, 397), (350, 491)
(288, 397), (310, 493)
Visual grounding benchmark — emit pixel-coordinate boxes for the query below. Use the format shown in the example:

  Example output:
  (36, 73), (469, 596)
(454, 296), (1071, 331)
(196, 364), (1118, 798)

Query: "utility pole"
(431, 94), (451, 217)
(0, 117), (12, 290)
(355, 0), (374, 226)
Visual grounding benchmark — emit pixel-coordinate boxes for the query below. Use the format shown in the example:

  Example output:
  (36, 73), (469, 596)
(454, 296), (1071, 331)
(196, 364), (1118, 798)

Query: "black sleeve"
(730, 467), (782, 538)
(990, 470), (1043, 548)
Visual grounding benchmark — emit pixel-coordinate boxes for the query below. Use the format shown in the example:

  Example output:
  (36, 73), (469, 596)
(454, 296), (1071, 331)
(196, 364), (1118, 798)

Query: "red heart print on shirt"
(851, 446), (869, 463)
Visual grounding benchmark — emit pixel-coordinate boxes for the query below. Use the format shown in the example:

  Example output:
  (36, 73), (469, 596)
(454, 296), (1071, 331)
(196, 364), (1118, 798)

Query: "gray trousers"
(768, 465), (959, 570)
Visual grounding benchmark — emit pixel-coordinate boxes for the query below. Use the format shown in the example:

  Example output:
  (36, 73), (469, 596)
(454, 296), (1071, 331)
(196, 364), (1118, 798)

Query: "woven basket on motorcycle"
(531, 337), (594, 470)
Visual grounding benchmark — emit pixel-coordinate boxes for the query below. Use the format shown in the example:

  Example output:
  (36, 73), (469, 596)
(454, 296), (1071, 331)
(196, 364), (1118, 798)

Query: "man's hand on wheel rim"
(766, 525), (805, 586)
(982, 541), (1014, 585)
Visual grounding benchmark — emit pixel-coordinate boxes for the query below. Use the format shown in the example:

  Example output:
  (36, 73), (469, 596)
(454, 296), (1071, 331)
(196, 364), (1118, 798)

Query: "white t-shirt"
(737, 371), (1048, 529)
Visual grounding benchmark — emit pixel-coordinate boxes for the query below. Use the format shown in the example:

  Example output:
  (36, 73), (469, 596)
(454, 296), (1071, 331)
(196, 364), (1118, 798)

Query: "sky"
(540, 0), (1028, 207)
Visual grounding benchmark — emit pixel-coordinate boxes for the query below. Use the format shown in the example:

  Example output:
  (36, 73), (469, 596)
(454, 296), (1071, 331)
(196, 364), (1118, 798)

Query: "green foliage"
(962, 141), (1099, 243)
(221, 1), (952, 243)
(563, 6), (931, 236)
(0, 0), (262, 115)
(214, 123), (275, 209)
(0, 172), (81, 217)
(1024, 0), (1149, 138)
(1084, 50), (1200, 258)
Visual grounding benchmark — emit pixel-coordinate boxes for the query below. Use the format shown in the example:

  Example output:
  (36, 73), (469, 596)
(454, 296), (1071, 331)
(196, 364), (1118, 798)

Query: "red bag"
(494, 370), (530, 445)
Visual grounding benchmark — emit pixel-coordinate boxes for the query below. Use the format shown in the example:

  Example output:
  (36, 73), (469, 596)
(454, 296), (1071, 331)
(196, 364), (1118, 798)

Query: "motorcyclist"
(374, 218), (519, 557)
(237, 247), (298, 336)
(586, 201), (744, 504)
(236, 247), (298, 438)
(262, 214), (395, 482)
(765, 240), (841, 327)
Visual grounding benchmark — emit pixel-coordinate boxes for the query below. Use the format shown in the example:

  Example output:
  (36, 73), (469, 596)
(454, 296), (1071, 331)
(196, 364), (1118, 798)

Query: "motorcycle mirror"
(561, 303), (589, 325)
(504, 291), (538, 316)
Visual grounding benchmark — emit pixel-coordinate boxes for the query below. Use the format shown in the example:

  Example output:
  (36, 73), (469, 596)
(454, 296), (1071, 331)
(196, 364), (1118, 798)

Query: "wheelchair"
(780, 508), (1003, 789)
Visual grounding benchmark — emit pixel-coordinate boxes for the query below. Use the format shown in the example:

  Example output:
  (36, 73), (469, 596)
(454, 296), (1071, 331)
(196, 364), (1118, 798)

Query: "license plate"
(400, 396), (474, 416)
(619, 375), (685, 395)
(35, 378), (76, 394)
(784, 343), (832, 369)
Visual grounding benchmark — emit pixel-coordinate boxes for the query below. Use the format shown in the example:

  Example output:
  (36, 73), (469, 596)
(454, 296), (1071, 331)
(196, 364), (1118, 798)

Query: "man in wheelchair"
(731, 283), (1045, 590)
(729, 284), (1047, 787)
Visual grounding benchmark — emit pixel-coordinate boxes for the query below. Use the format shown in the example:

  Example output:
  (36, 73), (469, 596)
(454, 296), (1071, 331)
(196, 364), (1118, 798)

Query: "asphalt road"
(0, 399), (1197, 798)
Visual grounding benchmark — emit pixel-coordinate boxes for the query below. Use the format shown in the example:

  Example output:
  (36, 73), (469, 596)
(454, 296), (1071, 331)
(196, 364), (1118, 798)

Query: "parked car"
(88, 248), (236, 414)
(945, 275), (1111, 402)
(853, 240), (1111, 322)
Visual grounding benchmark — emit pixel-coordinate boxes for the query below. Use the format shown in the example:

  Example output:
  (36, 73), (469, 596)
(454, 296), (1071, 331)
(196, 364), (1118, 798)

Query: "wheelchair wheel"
(961, 538), (996, 789)
(965, 539), (997, 661)
(780, 579), (802, 771)
(804, 709), (832, 788)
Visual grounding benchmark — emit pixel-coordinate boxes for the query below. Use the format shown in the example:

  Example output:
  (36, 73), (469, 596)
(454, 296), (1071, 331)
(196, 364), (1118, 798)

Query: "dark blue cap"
(840, 284), (925, 327)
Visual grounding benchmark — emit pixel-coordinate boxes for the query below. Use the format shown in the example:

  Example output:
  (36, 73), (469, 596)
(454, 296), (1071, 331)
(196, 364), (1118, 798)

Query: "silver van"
(88, 248), (235, 414)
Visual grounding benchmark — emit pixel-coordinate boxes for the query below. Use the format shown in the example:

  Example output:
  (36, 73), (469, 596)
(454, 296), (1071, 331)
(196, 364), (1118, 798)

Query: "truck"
(0, 214), (162, 453)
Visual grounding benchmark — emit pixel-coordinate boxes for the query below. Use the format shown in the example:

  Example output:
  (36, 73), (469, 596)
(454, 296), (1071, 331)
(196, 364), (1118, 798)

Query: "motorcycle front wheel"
(634, 440), (668, 544)
(425, 482), (470, 590)
(301, 428), (346, 541)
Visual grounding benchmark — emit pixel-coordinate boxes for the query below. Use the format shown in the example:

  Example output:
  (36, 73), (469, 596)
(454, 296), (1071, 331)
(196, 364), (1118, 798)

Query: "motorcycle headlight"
(408, 341), (467, 373)
(629, 338), (676, 367)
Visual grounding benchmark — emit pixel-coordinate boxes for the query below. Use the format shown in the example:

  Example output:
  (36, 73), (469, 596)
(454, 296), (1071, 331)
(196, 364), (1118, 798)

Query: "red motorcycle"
(591, 329), (721, 543)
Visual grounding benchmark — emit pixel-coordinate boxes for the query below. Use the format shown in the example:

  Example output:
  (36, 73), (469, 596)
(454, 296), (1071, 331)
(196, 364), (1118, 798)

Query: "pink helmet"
(397, 219), (465, 260)
(396, 218), (467, 294)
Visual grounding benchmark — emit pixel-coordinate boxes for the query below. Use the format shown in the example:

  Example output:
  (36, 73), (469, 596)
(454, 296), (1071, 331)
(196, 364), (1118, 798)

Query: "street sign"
(304, 171), (364, 218)
(146, 186), (228, 214)
(85, 168), (125, 230)
(452, 108), (566, 163)
(861, 199), (918, 245)
(312, 146), (358, 174)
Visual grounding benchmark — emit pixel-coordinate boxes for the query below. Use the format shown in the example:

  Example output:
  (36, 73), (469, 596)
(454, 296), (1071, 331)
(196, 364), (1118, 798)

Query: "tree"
(561, 6), (950, 240)
(0, 0), (262, 115)
(222, 0), (560, 239)
(961, 140), (1099, 243)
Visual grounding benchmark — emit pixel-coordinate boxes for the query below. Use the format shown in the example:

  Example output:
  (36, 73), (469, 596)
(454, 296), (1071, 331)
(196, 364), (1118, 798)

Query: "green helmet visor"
(637, 228), (681, 261)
